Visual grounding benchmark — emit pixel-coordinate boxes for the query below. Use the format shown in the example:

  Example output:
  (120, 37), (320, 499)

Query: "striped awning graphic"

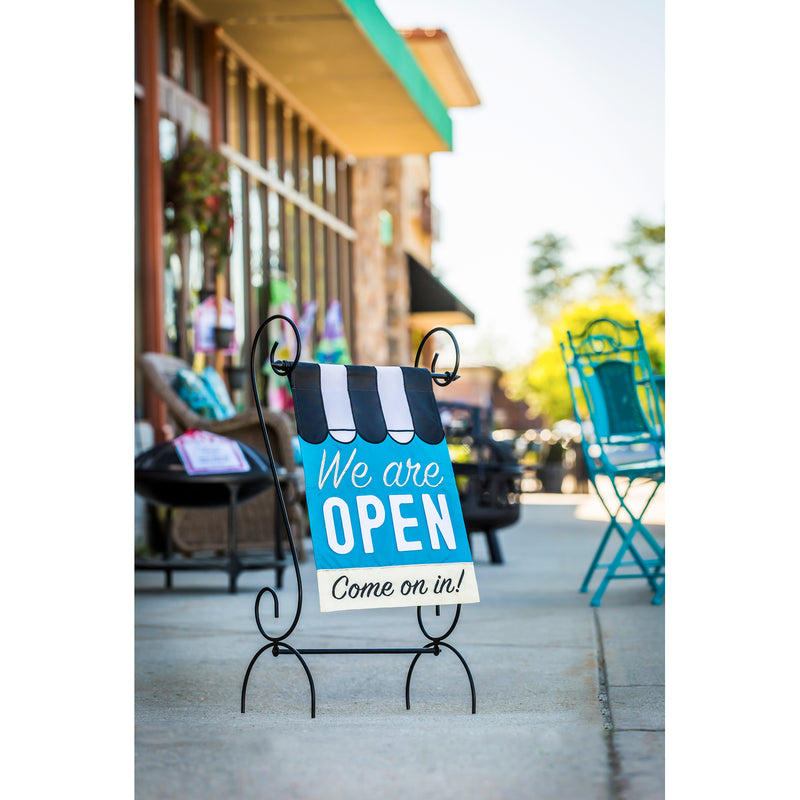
(290, 363), (445, 445)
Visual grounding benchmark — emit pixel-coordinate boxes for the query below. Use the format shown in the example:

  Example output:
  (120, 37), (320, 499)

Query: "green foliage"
(527, 232), (572, 318)
(513, 215), (665, 424)
(163, 134), (232, 273)
(505, 297), (665, 425)
(590, 218), (665, 311)
(527, 217), (665, 321)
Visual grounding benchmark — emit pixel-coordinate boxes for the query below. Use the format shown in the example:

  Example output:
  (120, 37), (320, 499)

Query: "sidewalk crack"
(593, 609), (626, 800)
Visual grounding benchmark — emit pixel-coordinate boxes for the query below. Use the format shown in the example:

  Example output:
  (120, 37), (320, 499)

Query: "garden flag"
(265, 302), (297, 411)
(290, 362), (480, 612)
(316, 300), (351, 365)
(297, 300), (318, 358)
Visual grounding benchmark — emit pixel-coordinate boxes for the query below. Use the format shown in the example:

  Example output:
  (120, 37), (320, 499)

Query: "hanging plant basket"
(214, 326), (234, 350)
(225, 364), (250, 391)
(163, 133), (232, 272)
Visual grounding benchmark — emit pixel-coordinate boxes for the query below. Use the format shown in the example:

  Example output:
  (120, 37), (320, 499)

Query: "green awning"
(189, 0), (454, 156)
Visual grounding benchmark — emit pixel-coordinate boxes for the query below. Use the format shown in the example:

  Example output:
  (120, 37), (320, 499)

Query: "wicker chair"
(137, 352), (306, 560)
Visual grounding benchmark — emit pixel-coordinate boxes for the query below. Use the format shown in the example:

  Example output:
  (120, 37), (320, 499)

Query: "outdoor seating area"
(135, 352), (307, 591)
(135, 314), (665, 606)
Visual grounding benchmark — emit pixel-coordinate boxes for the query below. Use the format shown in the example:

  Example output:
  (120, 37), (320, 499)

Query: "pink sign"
(174, 430), (250, 475)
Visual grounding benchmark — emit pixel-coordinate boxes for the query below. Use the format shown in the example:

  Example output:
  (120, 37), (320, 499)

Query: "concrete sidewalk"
(135, 490), (665, 799)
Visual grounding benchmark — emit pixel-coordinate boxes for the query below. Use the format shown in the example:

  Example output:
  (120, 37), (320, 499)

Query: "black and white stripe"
(290, 363), (445, 445)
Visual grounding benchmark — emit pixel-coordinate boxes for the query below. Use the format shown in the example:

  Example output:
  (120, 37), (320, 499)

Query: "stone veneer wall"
(383, 157), (411, 367)
(351, 158), (390, 365)
(350, 155), (432, 367)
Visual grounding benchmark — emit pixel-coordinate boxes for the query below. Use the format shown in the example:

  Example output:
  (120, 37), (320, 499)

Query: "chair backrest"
(560, 319), (664, 471)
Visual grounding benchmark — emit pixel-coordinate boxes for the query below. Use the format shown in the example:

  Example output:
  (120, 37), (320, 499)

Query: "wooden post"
(136, 0), (168, 441)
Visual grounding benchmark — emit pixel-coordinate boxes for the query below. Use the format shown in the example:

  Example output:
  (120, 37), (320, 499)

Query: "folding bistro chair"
(560, 318), (665, 606)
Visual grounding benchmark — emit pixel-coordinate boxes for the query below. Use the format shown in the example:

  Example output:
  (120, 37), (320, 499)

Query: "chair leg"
(584, 477), (665, 606)
(589, 521), (654, 607)
(651, 577), (665, 605)
(580, 520), (614, 593)
(611, 479), (664, 587)
(485, 529), (504, 564)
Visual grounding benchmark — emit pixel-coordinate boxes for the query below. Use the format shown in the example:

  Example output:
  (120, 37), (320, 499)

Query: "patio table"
(134, 438), (292, 593)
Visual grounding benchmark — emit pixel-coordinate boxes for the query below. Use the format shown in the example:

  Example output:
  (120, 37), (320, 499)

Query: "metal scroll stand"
(240, 315), (477, 718)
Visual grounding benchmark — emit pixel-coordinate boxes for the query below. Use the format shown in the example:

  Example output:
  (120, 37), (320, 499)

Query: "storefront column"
(136, 0), (167, 439)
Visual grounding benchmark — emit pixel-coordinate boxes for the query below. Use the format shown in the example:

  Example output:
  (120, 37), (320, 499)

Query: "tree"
(504, 297), (664, 425)
(510, 217), (665, 425)
(527, 217), (665, 320)
(591, 218), (665, 312)
(526, 232), (573, 320)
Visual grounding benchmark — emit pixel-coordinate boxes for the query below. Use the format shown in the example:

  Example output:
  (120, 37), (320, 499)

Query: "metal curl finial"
(253, 314), (301, 377)
(415, 326), (460, 387)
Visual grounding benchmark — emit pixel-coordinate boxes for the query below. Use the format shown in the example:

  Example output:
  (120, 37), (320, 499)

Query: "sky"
(377, 0), (665, 369)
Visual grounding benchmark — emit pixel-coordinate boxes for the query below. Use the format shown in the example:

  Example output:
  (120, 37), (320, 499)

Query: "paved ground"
(135, 487), (665, 799)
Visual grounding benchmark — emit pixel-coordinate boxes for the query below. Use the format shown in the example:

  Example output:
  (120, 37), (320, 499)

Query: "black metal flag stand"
(240, 315), (477, 718)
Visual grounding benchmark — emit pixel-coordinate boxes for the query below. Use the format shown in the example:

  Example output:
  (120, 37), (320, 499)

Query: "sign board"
(174, 430), (249, 475)
(291, 363), (479, 613)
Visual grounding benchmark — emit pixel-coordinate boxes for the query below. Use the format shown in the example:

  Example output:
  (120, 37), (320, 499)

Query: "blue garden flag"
(290, 362), (480, 612)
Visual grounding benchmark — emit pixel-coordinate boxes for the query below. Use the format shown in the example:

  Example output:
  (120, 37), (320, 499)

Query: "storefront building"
(135, 0), (478, 439)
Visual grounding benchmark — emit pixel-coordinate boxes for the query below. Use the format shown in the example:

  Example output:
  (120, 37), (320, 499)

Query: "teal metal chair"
(560, 318), (665, 606)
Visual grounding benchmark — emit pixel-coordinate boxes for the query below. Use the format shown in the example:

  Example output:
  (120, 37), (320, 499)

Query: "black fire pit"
(135, 439), (272, 508)
(134, 436), (288, 593)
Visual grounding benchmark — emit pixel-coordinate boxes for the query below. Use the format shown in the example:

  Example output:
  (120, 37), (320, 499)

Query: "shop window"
(174, 8), (187, 88)
(165, 252), (181, 350)
(247, 79), (259, 163)
(186, 229), (204, 352)
(325, 152), (337, 213)
(344, 161), (353, 226)
(219, 48), (228, 143)
(229, 166), (247, 354)
(314, 214), (326, 333)
(192, 25), (204, 101)
(191, 49), (355, 379)
(226, 57), (240, 149)
(158, 0), (168, 75)
(188, 229), (204, 295)
(283, 199), (297, 290)
(249, 185), (265, 290)
(159, 117), (178, 162)
(299, 210), (311, 308)
(312, 137), (324, 208)
(326, 226), (339, 305)
(257, 87), (268, 168)
(267, 191), (281, 273)
(283, 108), (296, 189)
(237, 65), (248, 154)
(252, 183), (269, 329)
(299, 122), (310, 198)
(267, 93), (279, 177)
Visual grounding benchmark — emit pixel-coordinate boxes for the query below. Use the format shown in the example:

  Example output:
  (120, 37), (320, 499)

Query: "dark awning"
(408, 255), (475, 328)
